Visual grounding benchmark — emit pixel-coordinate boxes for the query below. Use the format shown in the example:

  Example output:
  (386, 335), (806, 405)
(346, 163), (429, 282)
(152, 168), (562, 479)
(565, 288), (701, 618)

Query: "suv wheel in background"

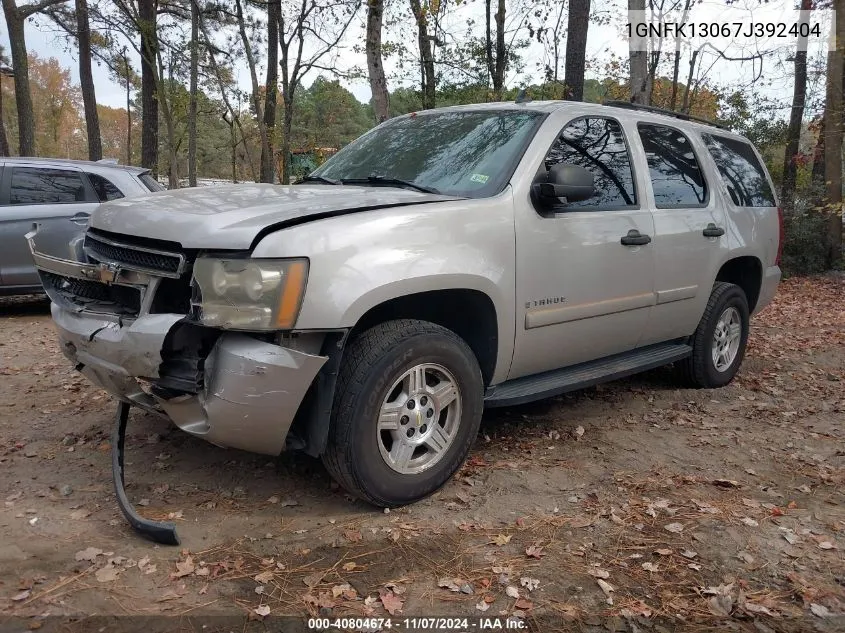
(677, 282), (750, 388)
(322, 319), (484, 507)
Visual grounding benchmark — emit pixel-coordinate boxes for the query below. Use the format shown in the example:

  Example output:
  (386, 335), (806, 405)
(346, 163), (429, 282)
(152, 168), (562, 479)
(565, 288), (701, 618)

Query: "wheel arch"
(350, 288), (500, 388)
(715, 255), (763, 313)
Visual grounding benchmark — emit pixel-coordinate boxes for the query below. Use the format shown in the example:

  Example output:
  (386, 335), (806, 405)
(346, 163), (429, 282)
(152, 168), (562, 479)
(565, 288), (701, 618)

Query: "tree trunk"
(188, 0), (198, 186)
(0, 76), (9, 156)
(139, 0), (158, 173)
(563, 0), (590, 101)
(235, 0), (270, 183)
(811, 115), (825, 185)
(780, 0), (811, 214)
(262, 0), (280, 181)
(669, 0), (692, 111)
(681, 49), (698, 113)
(409, 0), (435, 109)
(2, 1), (34, 155)
(483, 0), (506, 98)
(281, 95), (293, 185)
(493, 0), (505, 98)
(824, 0), (845, 265)
(76, 0), (101, 161)
(366, 0), (389, 122)
(628, 0), (649, 104)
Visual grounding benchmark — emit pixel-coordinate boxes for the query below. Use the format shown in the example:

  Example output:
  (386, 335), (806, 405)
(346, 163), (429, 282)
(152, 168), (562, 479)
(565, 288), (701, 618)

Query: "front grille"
(84, 231), (185, 277)
(42, 272), (141, 316)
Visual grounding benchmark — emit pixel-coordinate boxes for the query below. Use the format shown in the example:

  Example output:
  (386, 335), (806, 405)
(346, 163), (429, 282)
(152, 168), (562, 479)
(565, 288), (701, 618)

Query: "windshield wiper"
(297, 174), (341, 185)
(342, 175), (441, 195)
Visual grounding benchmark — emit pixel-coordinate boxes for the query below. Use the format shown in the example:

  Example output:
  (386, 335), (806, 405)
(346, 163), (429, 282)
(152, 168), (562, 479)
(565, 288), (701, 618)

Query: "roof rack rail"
(602, 100), (730, 130)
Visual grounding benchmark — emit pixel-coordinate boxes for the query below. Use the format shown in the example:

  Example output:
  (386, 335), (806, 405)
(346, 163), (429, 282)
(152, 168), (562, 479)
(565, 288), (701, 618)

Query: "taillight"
(776, 206), (784, 266)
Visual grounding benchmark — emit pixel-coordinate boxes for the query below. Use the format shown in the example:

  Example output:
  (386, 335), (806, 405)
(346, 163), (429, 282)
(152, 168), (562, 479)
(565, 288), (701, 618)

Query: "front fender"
(250, 192), (517, 384)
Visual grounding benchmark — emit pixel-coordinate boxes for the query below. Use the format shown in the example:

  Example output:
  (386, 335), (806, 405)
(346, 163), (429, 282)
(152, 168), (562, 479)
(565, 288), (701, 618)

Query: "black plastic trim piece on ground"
(112, 401), (180, 545)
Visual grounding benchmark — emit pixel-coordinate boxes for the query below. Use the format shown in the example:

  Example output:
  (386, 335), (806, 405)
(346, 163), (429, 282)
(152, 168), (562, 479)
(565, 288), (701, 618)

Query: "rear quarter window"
(87, 173), (125, 202)
(701, 134), (775, 207)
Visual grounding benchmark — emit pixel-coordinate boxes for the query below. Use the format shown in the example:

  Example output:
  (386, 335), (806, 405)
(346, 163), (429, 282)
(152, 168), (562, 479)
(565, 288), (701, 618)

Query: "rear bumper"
(753, 265), (781, 315)
(52, 304), (327, 455)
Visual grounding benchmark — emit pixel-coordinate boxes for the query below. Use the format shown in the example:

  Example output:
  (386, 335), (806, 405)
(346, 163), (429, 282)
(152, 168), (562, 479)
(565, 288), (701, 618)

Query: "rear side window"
(87, 173), (125, 202)
(701, 134), (775, 207)
(9, 168), (88, 205)
(545, 117), (637, 210)
(139, 173), (165, 192)
(637, 123), (707, 208)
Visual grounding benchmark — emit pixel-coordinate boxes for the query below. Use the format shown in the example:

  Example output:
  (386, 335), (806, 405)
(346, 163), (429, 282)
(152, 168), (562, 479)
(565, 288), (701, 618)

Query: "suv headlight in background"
(191, 257), (308, 330)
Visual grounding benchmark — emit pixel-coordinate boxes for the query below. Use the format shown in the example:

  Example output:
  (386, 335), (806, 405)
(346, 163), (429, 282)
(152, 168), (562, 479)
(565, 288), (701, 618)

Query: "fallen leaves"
(95, 565), (120, 583)
(254, 605), (271, 617)
(74, 547), (103, 562)
(664, 522), (684, 533)
(519, 577), (539, 592)
(254, 570), (274, 584)
(525, 543), (545, 559)
(596, 578), (614, 604)
(170, 555), (195, 579)
(489, 533), (511, 546)
(379, 588), (404, 615)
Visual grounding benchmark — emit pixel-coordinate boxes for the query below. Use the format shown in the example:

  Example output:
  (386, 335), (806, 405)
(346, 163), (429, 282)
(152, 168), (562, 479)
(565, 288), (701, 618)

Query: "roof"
(1, 156), (149, 174)
(409, 100), (734, 135)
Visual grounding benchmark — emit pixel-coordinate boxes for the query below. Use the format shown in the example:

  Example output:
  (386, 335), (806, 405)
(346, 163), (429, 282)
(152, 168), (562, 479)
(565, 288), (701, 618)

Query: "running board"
(484, 343), (691, 408)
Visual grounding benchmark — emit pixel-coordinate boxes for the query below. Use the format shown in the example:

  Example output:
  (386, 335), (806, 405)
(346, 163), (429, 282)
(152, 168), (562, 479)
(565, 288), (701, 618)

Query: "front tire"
(678, 282), (750, 388)
(322, 319), (484, 507)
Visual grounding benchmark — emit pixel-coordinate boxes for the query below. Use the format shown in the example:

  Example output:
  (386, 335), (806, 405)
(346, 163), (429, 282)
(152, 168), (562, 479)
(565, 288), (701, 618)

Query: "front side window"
(544, 117), (637, 210)
(638, 123), (707, 208)
(701, 134), (775, 207)
(87, 173), (125, 202)
(311, 109), (545, 198)
(9, 168), (88, 205)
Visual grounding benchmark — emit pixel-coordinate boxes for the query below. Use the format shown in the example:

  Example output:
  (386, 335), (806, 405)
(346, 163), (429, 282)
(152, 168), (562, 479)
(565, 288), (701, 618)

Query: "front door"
(0, 165), (96, 289)
(510, 115), (655, 380)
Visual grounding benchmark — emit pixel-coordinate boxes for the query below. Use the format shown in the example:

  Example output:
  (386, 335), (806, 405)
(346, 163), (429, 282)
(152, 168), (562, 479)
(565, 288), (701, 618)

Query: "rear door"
(0, 165), (98, 289)
(633, 122), (728, 345)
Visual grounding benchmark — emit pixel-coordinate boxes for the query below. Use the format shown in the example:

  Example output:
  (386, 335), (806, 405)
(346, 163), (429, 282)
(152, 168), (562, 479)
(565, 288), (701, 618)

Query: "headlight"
(191, 257), (308, 330)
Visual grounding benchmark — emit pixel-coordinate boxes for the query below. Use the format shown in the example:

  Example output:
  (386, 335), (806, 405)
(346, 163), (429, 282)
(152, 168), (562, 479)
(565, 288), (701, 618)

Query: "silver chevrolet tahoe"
(29, 101), (781, 508)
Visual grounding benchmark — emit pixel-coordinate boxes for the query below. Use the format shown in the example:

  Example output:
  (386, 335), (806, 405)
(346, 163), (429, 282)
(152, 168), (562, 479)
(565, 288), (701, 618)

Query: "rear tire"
(677, 282), (749, 388)
(322, 319), (483, 507)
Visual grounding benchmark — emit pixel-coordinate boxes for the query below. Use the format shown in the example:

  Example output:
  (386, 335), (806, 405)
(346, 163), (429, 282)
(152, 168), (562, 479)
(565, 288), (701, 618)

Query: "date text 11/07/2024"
(307, 617), (527, 631)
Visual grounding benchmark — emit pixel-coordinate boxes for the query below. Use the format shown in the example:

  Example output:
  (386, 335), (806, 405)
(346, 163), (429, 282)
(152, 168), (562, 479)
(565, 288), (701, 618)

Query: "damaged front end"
(27, 226), (328, 543)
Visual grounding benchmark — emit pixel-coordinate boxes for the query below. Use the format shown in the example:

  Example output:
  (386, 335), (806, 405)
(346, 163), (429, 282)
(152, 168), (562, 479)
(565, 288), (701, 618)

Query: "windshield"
(310, 109), (545, 198)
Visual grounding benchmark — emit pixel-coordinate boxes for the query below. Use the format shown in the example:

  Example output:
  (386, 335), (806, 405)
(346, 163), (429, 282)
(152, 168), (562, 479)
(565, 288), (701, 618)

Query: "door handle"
(69, 212), (90, 226)
(620, 229), (652, 246)
(702, 223), (725, 238)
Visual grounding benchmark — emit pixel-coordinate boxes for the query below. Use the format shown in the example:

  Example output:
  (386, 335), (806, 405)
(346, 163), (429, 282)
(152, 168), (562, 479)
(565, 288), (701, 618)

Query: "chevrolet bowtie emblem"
(82, 262), (120, 284)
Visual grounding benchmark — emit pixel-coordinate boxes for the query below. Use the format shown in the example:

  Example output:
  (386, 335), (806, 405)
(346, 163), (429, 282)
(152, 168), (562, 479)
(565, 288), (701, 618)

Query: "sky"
(0, 0), (831, 118)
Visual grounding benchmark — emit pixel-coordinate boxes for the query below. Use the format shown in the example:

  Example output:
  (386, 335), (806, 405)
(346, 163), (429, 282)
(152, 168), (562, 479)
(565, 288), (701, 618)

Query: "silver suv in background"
(30, 101), (781, 518)
(0, 157), (162, 295)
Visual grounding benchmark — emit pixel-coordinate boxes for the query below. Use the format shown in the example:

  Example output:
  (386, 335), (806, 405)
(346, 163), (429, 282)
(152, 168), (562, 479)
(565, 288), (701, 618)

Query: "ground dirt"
(0, 276), (843, 633)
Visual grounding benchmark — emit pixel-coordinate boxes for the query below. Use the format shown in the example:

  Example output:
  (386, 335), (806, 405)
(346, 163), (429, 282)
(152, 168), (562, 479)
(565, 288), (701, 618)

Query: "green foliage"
(782, 211), (831, 276)
(290, 77), (372, 149)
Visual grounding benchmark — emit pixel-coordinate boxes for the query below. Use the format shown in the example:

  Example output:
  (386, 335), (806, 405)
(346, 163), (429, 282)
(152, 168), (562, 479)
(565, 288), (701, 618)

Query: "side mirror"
(537, 163), (595, 204)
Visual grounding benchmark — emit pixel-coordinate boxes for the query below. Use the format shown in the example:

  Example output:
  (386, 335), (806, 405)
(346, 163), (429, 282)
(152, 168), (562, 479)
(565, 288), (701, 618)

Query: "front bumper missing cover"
(51, 303), (328, 456)
(31, 228), (329, 543)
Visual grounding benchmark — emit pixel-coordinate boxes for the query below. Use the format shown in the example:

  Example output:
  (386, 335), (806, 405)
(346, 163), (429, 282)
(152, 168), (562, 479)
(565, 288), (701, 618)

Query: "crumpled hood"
(90, 183), (458, 249)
